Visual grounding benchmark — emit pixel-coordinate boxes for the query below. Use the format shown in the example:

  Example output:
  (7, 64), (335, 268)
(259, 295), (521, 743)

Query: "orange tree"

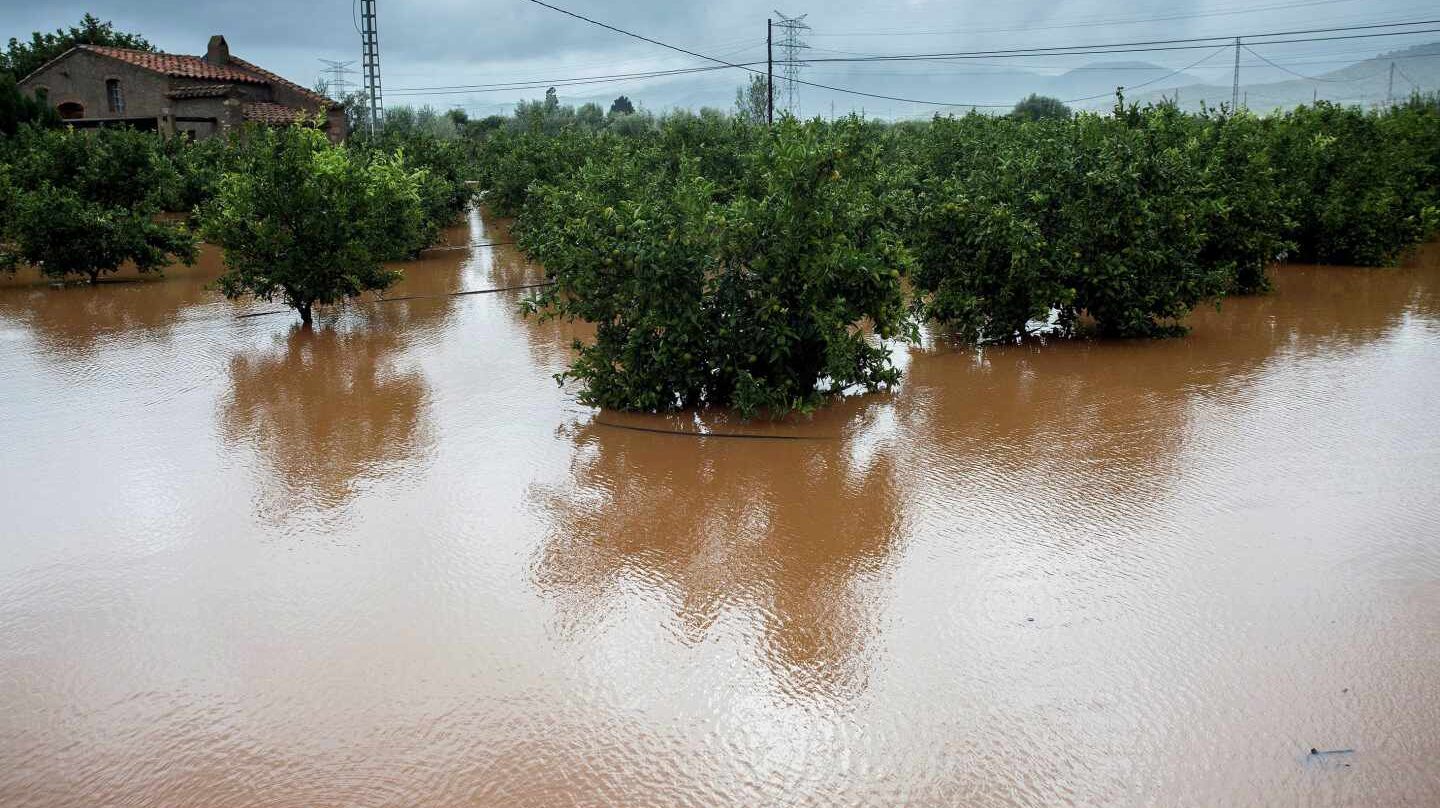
(518, 117), (913, 417)
(3, 127), (195, 283)
(200, 125), (427, 325)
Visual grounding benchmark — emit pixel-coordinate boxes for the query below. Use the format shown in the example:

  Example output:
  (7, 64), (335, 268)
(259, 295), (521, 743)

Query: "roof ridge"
(227, 54), (333, 106)
(69, 44), (268, 87)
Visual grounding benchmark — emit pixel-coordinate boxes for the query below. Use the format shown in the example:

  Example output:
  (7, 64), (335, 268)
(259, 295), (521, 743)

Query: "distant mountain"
(1046, 61), (1208, 102)
(544, 41), (1440, 119)
(1117, 41), (1440, 113)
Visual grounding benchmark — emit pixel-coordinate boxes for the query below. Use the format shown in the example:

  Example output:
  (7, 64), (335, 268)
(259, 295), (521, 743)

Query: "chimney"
(206, 35), (229, 65)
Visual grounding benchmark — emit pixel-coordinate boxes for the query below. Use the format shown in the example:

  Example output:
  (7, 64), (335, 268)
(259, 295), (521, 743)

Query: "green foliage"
(1, 71), (59, 136)
(1010, 94), (1072, 122)
(10, 126), (180, 209)
(1, 13), (153, 80)
(1185, 107), (1294, 293)
(735, 74), (770, 124)
(199, 125), (426, 324)
(900, 108), (1228, 339)
(518, 118), (913, 417)
(1267, 101), (1434, 265)
(348, 106), (476, 246)
(2, 126), (195, 282)
(8, 184), (197, 283)
(475, 126), (624, 216)
(610, 95), (635, 115)
(160, 131), (237, 212)
(0, 161), (16, 272)
(472, 93), (1440, 351)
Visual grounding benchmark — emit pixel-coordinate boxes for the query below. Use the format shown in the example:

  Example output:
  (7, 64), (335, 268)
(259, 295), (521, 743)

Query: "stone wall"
(19, 51), (168, 123)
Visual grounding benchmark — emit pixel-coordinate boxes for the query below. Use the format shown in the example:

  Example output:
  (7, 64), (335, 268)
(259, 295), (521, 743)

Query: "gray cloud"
(3, 0), (1435, 115)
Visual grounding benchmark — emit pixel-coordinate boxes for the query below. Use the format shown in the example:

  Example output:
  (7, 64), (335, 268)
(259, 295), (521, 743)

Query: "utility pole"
(1387, 61), (1396, 107)
(360, 0), (383, 133)
(766, 18), (774, 125)
(318, 58), (357, 100)
(774, 11), (810, 116)
(1231, 36), (1241, 111)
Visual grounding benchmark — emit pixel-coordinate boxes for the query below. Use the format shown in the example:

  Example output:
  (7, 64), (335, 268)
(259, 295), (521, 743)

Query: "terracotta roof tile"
(78, 45), (266, 84)
(167, 84), (236, 99)
(242, 101), (313, 125)
(228, 56), (332, 106)
(45, 45), (335, 126)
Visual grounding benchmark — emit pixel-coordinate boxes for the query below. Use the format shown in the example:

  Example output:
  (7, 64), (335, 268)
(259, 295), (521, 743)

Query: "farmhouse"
(17, 35), (345, 141)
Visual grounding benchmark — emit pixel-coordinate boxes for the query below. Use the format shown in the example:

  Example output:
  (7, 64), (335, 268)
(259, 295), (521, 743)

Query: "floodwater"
(2, 209), (1439, 807)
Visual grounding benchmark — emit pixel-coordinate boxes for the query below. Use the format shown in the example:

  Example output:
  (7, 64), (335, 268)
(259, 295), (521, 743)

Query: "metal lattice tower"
(318, 58), (357, 100)
(360, 0), (383, 132)
(1231, 37), (1241, 111)
(773, 11), (809, 116)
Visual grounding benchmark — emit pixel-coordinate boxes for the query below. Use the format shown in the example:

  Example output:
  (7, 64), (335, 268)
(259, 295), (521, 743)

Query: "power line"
(795, 20), (1440, 64)
(389, 65), (737, 96)
(1395, 64), (1427, 88)
(386, 47), (1437, 98)
(519, 2), (1440, 108)
(1242, 43), (1381, 82)
(1067, 45), (1232, 105)
(517, 0), (1010, 107)
(809, 0), (1380, 37)
(400, 6), (1439, 111)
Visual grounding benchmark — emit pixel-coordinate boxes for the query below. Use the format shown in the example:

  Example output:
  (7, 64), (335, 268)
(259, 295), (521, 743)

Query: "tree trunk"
(87, 270), (100, 285)
(297, 301), (313, 326)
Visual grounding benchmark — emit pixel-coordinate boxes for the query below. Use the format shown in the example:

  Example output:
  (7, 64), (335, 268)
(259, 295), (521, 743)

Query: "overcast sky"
(2, 0), (1436, 116)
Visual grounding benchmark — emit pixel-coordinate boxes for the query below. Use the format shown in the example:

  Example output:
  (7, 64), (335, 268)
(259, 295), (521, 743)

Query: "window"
(57, 101), (85, 120)
(106, 79), (124, 114)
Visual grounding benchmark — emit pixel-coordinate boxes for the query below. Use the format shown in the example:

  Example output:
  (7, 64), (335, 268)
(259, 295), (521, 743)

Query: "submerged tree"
(3, 127), (195, 283)
(520, 117), (913, 417)
(200, 124), (427, 325)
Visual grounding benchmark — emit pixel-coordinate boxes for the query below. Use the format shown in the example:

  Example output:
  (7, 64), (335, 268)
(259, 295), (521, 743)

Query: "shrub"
(1010, 94), (1072, 122)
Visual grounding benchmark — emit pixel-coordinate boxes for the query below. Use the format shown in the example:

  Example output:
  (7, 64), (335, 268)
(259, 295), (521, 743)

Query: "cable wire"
(797, 21), (1440, 64)
(1394, 64), (1425, 88)
(1242, 43), (1380, 81)
(809, 0), (1377, 37)
(518, 1), (1440, 109)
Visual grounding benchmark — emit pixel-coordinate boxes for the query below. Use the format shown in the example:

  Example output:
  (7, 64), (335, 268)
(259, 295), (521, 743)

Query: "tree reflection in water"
(222, 325), (429, 520)
(532, 401), (904, 703)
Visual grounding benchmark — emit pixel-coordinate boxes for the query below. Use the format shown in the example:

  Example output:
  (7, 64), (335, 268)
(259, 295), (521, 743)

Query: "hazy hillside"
(1120, 42), (1440, 113)
(552, 41), (1440, 119)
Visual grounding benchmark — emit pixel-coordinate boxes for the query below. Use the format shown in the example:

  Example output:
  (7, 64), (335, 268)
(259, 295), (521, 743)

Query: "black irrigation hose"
(375, 280), (555, 303)
(420, 241), (517, 252)
(234, 280), (556, 319)
(593, 418), (837, 441)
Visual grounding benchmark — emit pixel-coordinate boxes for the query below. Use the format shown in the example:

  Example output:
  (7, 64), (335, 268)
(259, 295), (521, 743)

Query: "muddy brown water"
(2, 208), (1439, 807)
